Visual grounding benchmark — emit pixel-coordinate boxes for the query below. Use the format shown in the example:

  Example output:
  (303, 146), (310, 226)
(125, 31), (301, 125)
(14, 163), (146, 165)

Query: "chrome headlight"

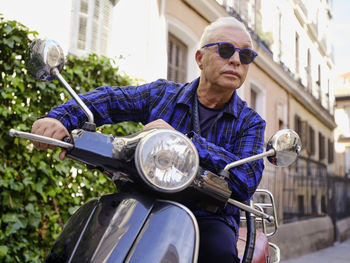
(135, 129), (199, 193)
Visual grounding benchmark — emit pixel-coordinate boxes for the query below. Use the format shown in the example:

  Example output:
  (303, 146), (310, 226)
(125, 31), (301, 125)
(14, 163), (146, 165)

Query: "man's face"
(197, 26), (253, 92)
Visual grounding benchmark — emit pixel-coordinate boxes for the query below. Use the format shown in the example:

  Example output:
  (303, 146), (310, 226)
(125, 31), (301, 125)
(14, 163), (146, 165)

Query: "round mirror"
(26, 39), (65, 81)
(266, 129), (302, 167)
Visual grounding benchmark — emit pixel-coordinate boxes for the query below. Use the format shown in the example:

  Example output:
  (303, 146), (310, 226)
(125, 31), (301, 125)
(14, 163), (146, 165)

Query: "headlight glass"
(135, 129), (199, 193)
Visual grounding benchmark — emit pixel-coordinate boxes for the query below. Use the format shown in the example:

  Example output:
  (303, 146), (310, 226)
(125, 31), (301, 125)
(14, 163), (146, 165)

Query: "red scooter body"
(238, 228), (270, 263)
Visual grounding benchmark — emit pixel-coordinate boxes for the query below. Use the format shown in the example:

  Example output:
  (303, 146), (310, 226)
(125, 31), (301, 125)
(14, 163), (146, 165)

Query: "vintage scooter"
(9, 39), (302, 263)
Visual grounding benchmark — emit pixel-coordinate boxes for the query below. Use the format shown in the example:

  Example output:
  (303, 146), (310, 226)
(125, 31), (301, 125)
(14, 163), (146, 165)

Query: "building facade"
(1, 0), (339, 222)
(334, 73), (350, 177)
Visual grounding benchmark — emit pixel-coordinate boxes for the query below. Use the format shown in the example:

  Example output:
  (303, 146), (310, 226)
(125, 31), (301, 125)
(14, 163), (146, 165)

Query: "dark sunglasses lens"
(218, 43), (235, 59)
(239, 49), (255, 64)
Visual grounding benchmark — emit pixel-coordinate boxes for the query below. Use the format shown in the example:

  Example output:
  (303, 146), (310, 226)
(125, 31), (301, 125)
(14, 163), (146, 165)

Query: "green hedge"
(0, 15), (142, 262)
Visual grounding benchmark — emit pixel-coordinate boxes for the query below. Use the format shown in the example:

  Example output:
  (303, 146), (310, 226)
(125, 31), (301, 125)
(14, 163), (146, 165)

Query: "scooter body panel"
(123, 200), (199, 263)
(45, 193), (198, 263)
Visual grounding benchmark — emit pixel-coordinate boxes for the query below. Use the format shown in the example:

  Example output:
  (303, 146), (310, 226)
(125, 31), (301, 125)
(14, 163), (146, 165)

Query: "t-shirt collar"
(177, 77), (239, 119)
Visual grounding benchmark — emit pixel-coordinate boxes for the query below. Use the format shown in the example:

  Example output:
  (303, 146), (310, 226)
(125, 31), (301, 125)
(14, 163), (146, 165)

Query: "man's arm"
(45, 83), (153, 132)
(30, 83), (151, 154)
(31, 80), (169, 156)
(191, 118), (266, 202)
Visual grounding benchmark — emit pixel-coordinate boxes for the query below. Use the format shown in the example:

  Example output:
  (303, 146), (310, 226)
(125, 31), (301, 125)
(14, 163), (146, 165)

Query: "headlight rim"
(134, 129), (199, 193)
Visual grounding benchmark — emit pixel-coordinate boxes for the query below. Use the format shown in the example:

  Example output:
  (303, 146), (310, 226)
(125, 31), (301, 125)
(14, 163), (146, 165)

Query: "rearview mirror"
(26, 39), (65, 81)
(266, 129), (301, 167)
(223, 129), (301, 171)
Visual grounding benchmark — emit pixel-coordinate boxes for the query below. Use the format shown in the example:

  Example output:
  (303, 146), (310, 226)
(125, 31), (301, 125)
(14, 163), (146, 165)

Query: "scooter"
(9, 39), (302, 263)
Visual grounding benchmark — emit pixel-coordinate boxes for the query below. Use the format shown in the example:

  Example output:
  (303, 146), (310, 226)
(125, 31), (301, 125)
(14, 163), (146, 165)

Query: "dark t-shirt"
(198, 100), (221, 138)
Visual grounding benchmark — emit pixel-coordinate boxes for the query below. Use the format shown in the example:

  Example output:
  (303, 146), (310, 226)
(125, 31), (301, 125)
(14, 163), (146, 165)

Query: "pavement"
(281, 238), (350, 263)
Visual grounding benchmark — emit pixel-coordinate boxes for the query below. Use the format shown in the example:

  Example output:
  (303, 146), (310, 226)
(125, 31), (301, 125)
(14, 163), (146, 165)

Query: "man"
(32, 17), (265, 262)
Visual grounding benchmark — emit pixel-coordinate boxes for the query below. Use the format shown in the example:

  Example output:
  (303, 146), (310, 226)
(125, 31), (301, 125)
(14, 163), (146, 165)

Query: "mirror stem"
(52, 68), (95, 124)
(224, 149), (275, 171)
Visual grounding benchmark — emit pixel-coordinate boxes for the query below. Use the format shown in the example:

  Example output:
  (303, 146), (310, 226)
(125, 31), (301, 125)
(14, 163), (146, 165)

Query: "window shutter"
(301, 121), (308, 153)
(309, 126), (315, 155)
(167, 33), (187, 83)
(319, 132), (325, 161)
(328, 139), (334, 164)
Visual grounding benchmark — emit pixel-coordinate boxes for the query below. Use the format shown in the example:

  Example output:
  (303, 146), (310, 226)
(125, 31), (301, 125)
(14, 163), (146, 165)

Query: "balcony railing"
(294, 0), (308, 18)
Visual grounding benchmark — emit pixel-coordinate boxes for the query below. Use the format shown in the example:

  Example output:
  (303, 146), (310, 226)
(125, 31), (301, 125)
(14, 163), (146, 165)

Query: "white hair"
(199, 16), (252, 48)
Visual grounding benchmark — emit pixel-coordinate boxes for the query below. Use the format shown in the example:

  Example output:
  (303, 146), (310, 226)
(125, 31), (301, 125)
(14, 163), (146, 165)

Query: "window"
(298, 195), (304, 215)
(328, 139), (334, 164)
(294, 114), (302, 137)
(301, 121), (308, 152)
(318, 132), (325, 161)
(308, 126), (315, 156)
(249, 83), (265, 118)
(279, 120), (284, 130)
(311, 195), (317, 214)
(250, 88), (257, 111)
(295, 115), (315, 155)
(277, 103), (285, 130)
(167, 33), (188, 83)
(78, 0), (89, 50)
(74, 0), (114, 56)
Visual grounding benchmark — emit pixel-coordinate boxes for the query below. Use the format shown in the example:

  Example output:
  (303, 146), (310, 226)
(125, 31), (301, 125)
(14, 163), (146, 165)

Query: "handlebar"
(9, 129), (74, 149)
(9, 128), (277, 223)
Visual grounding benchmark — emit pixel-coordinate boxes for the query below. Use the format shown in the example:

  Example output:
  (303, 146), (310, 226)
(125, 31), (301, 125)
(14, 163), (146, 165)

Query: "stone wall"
(336, 217), (350, 242)
(270, 216), (334, 260)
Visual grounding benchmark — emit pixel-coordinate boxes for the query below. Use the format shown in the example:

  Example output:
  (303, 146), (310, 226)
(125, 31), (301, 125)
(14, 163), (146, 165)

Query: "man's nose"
(229, 50), (241, 66)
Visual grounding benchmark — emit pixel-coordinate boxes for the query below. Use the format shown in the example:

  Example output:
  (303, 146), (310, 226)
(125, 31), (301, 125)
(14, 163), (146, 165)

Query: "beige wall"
(165, 0), (208, 39)
(245, 63), (289, 142)
(289, 96), (334, 168)
(334, 99), (350, 176)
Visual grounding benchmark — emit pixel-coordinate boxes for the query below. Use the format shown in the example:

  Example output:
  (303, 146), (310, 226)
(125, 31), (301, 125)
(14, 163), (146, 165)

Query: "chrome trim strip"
(268, 242), (280, 263)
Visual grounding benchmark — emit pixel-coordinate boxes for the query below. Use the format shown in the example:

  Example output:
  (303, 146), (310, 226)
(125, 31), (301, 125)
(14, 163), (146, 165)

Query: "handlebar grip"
(9, 129), (74, 149)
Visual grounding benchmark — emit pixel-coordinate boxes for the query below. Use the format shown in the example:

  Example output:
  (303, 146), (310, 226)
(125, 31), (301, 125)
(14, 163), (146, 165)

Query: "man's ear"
(195, 49), (204, 70)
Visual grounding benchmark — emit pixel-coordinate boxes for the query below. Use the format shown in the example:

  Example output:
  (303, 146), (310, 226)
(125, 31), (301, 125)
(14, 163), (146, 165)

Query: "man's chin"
(220, 80), (240, 91)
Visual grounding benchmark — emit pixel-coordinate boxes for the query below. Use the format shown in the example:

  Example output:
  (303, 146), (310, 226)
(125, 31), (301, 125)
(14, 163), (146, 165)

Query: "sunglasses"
(201, 42), (257, 64)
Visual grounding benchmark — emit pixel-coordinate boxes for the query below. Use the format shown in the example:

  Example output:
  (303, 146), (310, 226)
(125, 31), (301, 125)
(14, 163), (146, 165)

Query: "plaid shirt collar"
(177, 77), (239, 119)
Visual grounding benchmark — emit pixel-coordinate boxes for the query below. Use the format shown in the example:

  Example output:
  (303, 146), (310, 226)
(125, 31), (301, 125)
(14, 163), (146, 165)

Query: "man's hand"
(31, 117), (69, 160)
(143, 119), (175, 130)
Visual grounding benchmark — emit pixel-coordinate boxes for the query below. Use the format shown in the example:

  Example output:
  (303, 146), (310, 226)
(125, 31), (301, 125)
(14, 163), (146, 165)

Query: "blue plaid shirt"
(47, 77), (265, 236)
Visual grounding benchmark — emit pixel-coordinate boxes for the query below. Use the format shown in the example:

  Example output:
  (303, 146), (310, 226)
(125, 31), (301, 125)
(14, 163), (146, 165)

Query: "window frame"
(166, 15), (199, 82)
(249, 81), (266, 119)
(70, 0), (114, 57)
(167, 33), (188, 83)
